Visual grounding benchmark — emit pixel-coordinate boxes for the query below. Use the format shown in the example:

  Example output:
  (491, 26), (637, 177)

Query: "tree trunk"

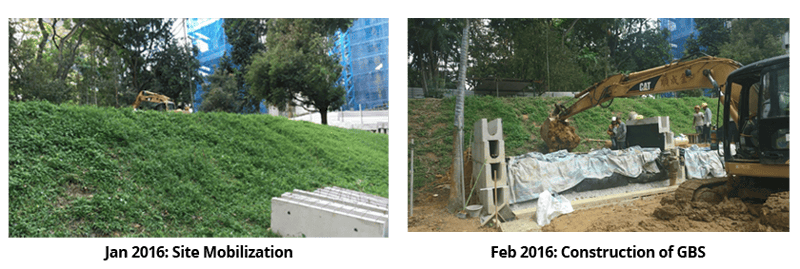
(447, 19), (470, 213)
(417, 45), (428, 97)
(320, 106), (329, 125)
(36, 19), (49, 63)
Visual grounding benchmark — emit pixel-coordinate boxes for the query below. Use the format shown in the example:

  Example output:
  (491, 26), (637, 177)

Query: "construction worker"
(607, 117), (617, 149)
(693, 105), (705, 141)
(702, 102), (712, 144)
(613, 116), (627, 150)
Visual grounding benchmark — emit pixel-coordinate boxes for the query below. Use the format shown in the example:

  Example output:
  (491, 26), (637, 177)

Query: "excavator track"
(675, 177), (729, 203)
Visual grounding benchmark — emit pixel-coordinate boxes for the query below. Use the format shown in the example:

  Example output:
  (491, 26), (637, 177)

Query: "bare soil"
(407, 186), (500, 232)
(408, 157), (498, 232)
(409, 181), (789, 232)
(544, 192), (788, 232)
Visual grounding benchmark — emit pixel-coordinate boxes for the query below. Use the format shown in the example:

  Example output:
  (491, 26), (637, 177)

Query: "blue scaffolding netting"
(187, 18), (388, 113)
(336, 18), (389, 111)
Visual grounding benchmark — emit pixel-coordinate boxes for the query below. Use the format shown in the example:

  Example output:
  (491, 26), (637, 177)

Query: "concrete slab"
(271, 187), (388, 237)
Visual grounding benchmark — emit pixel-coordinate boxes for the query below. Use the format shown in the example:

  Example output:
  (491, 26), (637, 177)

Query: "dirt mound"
(757, 192), (789, 231)
(652, 191), (789, 232)
(541, 117), (580, 152)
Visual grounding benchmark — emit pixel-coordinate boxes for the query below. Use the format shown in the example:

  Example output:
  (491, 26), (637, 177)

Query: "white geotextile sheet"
(536, 189), (574, 226)
(507, 146), (661, 204)
(684, 145), (726, 179)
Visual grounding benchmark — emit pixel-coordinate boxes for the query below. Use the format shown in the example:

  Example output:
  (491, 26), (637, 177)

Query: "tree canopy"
(718, 18), (789, 65)
(9, 18), (201, 107)
(243, 18), (351, 125)
(407, 18), (788, 95)
(408, 18), (672, 95)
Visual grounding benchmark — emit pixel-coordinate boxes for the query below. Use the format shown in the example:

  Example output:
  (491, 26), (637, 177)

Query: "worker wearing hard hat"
(693, 105), (705, 140)
(607, 117), (616, 149)
(702, 102), (712, 144)
(609, 116), (627, 150)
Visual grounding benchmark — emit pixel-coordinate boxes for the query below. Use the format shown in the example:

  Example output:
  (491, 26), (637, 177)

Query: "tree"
(408, 19), (462, 96)
(219, 19), (269, 113)
(468, 19), (591, 92)
(200, 64), (239, 112)
(448, 19), (470, 213)
(150, 40), (203, 105)
(719, 18), (789, 65)
(10, 18), (201, 108)
(85, 19), (199, 105)
(221, 18), (350, 114)
(9, 18), (88, 103)
(684, 18), (730, 57)
(245, 19), (350, 125)
(611, 19), (671, 72)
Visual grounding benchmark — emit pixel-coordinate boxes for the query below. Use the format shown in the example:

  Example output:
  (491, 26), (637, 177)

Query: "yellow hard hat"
(701, 102), (708, 108)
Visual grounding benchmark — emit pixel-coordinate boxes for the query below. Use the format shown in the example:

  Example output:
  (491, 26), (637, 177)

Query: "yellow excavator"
(541, 56), (742, 152)
(695, 54), (789, 202)
(540, 55), (789, 202)
(132, 90), (191, 113)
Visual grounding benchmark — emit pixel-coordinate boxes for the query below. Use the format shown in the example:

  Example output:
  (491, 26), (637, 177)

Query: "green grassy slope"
(9, 101), (388, 237)
(408, 95), (720, 189)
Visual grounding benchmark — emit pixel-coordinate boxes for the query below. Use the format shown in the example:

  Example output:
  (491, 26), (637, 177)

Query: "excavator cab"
(723, 55), (789, 167)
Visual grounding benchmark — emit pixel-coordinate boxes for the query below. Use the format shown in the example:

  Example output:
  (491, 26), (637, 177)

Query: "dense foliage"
(9, 18), (201, 107)
(408, 18), (788, 96)
(408, 18), (672, 96)
(9, 101), (388, 237)
(245, 19), (351, 125)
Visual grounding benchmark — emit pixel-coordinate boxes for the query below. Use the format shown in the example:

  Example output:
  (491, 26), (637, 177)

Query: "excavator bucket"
(541, 116), (581, 152)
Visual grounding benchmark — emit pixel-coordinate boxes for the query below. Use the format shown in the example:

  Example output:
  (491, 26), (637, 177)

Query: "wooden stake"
(410, 139), (414, 217)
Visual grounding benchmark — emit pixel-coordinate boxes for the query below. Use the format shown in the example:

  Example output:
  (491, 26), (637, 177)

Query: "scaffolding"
(187, 18), (388, 113)
(186, 19), (231, 111)
(337, 18), (389, 111)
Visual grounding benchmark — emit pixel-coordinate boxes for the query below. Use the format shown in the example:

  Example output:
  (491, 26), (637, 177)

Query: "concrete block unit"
(626, 116), (675, 150)
(473, 118), (505, 150)
(472, 118), (511, 220)
(271, 187), (388, 237)
(626, 116), (670, 133)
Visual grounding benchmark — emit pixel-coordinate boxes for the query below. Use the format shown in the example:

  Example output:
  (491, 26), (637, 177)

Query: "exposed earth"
(408, 172), (789, 232)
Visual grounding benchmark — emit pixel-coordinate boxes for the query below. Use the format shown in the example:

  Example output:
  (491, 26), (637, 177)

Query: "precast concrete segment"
(473, 118), (504, 142)
(314, 186), (388, 209)
(279, 192), (388, 223)
(626, 116), (670, 133)
(472, 118), (512, 222)
(292, 189), (388, 215)
(626, 116), (675, 150)
(271, 187), (388, 237)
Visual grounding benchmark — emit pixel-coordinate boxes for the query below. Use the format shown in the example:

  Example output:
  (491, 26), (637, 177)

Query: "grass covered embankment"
(9, 101), (388, 237)
(408, 95), (720, 189)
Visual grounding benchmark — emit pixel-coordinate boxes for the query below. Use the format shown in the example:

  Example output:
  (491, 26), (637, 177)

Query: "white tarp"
(536, 189), (574, 226)
(507, 146), (661, 204)
(684, 145), (726, 179)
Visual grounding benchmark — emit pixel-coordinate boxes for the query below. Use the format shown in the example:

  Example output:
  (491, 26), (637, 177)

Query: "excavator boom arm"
(555, 56), (742, 121)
